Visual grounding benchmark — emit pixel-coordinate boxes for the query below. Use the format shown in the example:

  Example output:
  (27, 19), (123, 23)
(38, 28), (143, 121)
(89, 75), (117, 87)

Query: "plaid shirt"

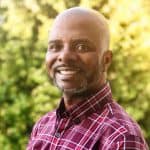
(27, 83), (148, 150)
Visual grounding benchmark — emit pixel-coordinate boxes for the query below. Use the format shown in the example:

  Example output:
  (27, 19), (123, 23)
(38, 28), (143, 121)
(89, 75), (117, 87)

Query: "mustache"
(52, 63), (84, 72)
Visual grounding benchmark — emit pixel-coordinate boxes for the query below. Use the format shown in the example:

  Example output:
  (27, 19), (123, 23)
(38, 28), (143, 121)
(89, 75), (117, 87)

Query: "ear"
(102, 50), (112, 72)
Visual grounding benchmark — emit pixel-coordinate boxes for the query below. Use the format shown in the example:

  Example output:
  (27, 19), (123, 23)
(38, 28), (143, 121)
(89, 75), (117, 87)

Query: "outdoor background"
(0, 0), (150, 149)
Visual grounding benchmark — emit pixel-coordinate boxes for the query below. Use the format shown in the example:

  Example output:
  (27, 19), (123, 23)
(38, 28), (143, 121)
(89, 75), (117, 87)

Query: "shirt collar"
(56, 82), (112, 122)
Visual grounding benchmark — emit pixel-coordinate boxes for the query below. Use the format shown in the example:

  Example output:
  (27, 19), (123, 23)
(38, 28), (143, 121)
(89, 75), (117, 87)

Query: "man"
(27, 7), (148, 149)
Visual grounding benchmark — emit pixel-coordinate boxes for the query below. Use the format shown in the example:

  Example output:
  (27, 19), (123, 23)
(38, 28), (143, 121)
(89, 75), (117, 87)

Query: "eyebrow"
(71, 39), (95, 48)
(48, 38), (93, 44)
(48, 40), (62, 44)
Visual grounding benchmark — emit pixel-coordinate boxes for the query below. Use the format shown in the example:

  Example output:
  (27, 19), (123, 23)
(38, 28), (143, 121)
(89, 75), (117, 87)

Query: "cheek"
(45, 52), (57, 73)
(81, 53), (100, 70)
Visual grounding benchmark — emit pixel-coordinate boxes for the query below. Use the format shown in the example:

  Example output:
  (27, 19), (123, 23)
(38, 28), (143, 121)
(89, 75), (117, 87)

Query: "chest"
(32, 115), (106, 150)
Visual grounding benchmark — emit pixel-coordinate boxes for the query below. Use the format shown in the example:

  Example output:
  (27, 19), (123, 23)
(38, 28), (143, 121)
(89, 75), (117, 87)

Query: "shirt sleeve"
(26, 123), (38, 149)
(99, 134), (149, 150)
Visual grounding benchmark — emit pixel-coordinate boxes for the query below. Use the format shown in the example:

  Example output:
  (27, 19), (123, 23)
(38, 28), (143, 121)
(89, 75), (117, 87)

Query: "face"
(46, 14), (108, 95)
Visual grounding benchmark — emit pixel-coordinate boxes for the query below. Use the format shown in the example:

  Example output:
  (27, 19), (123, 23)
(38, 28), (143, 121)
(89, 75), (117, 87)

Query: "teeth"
(59, 70), (77, 75)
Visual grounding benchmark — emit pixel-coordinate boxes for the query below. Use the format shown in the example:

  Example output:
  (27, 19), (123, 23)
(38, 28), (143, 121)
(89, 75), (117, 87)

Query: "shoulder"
(89, 100), (142, 137)
(35, 111), (56, 126)
(104, 101), (142, 137)
(99, 133), (148, 150)
(31, 111), (56, 137)
(96, 101), (148, 149)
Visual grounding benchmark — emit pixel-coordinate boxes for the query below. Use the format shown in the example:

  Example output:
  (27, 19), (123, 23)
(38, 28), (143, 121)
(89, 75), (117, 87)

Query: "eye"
(75, 43), (90, 52)
(48, 43), (62, 52)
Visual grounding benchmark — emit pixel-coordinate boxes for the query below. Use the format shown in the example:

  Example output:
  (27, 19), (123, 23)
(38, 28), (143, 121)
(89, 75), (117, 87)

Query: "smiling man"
(27, 7), (148, 150)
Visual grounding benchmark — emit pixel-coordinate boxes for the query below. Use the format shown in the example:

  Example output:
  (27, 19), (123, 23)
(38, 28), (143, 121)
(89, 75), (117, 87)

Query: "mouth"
(56, 67), (80, 76)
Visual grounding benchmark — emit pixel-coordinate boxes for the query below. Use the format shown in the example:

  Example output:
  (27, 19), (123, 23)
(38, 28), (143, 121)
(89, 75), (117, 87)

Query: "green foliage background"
(0, 0), (150, 149)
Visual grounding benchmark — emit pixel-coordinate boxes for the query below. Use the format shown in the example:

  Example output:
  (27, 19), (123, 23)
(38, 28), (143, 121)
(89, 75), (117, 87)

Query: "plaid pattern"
(27, 83), (148, 150)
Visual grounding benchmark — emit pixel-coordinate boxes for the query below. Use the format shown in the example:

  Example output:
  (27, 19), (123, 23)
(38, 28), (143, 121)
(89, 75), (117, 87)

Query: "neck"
(63, 94), (84, 110)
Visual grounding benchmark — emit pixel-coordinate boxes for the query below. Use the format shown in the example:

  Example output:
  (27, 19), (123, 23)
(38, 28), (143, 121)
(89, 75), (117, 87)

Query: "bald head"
(50, 7), (110, 52)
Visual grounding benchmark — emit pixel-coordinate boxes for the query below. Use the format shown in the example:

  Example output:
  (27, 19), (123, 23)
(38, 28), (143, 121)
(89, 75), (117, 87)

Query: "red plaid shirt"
(27, 83), (148, 150)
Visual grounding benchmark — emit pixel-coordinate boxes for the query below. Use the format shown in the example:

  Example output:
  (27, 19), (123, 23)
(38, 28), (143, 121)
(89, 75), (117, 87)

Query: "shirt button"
(74, 118), (81, 124)
(64, 112), (70, 117)
(55, 132), (61, 138)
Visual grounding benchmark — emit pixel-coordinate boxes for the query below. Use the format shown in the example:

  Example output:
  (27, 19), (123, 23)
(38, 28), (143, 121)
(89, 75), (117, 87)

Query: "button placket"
(54, 118), (69, 138)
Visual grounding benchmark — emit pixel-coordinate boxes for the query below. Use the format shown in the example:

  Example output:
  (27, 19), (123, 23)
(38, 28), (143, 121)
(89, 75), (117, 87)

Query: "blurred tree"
(0, 0), (150, 149)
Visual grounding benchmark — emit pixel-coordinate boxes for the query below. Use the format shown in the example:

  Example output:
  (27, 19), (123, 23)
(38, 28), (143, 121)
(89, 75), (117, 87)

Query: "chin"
(62, 87), (87, 95)
(53, 77), (89, 95)
(56, 82), (88, 95)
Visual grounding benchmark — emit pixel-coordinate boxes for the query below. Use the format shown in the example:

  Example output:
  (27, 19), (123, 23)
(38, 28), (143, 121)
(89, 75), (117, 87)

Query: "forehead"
(49, 14), (102, 44)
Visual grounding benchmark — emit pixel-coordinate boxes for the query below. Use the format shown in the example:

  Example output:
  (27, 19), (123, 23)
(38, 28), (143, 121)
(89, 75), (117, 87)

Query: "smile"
(56, 67), (80, 76)
(59, 70), (78, 75)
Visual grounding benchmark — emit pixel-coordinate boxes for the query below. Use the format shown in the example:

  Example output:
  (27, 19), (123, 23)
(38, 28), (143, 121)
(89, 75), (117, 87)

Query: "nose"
(57, 44), (77, 63)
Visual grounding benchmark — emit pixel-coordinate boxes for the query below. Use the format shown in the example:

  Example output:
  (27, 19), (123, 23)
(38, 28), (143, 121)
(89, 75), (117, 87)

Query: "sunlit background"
(0, 0), (150, 149)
